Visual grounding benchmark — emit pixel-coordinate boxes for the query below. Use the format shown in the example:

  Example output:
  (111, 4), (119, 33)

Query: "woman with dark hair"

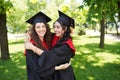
(25, 10), (76, 80)
(25, 11), (70, 80)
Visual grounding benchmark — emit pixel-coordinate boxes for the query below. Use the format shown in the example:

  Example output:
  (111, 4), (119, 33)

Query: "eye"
(36, 26), (40, 28)
(56, 26), (61, 29)
(42, 25), (46, 28)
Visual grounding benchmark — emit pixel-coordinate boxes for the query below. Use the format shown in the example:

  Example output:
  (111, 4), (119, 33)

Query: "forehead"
(54, 21), (61, 26)
(35, 22), (45, 26)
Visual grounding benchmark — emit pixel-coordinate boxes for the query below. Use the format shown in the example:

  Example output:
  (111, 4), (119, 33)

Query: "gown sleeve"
(37, 43), (74, 72)
(26, 50), (55, 79)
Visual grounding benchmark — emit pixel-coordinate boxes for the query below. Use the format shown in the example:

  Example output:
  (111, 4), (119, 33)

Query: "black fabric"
(26, 36), (76, 80)
(57, 10), (75, 28)
(26, 11), (51, 25)
(26, 50), (40, 80)
(53, 66), (76, 80)
(37, 41), (76, 80)
(26, 50), (54, 80)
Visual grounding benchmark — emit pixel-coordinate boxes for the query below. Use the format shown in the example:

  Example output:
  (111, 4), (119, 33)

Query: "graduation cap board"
(57, 10), (75, 28)
(26, 11), (51, 25)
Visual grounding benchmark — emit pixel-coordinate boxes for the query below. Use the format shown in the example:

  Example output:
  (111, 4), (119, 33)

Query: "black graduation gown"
(37, 41), (76, 80)
(26, 50), (53, 80)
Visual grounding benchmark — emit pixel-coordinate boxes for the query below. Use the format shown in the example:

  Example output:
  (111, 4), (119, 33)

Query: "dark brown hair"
(30, 23), (51, 50)
(53, 21), (72, 42)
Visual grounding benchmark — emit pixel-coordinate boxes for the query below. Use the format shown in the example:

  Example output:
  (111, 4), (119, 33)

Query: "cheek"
(35, 28), (38, 33)
(44, 28), (47, 32)
(53, 28), (57, 32)
(58, 30), (64, 36)
(60, 28), (63, 33)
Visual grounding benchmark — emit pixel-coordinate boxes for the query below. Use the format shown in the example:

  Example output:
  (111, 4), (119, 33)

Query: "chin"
(56, 34), (60, 36)
(39, 35), (45, 37)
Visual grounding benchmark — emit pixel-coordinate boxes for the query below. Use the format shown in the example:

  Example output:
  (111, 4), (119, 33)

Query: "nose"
(39, 26), (44, 30)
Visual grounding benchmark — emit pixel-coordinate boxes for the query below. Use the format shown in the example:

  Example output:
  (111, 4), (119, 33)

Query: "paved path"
(86, 30), (120, 41)
(8, 33), (25, 40)
(8, 31), (120, 41)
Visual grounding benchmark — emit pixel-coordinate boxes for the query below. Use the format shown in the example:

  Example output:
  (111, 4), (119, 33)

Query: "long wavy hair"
(30, 23), (52, 50)
(54, 20), (72, 42)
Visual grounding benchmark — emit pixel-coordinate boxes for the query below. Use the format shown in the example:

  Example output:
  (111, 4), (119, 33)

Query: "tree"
(7, 0), (27, 33)
(0, 0), (12, 60)
(114, 0), (120, 35)
(80, 0), (119, 48)
(7, 0), (47, 33)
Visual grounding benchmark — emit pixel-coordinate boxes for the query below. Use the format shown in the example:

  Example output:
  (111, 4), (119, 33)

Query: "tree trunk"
(0, 11), (10, 60)
(114, 19), (119, 36)
(99, 18), (105, 48)
(117, 1), (120, 35)
(118, 1), (120, 22)
(114, 0), (120, 36)
(105, 23), (108, 34)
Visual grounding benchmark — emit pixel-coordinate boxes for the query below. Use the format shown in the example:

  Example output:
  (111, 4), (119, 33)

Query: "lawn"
(0, 35), (120, 80)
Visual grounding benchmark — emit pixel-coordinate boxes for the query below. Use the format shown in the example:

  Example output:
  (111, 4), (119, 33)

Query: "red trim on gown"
(24, 39), (49, 56)
(63, 39), (76, 53)
(51, 35), (76, 53)
(51, 35), (59, 48)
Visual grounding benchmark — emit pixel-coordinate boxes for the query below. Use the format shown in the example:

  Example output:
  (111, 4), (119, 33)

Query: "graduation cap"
(57, 10), (75, 28)
(26, 11), (51, 25)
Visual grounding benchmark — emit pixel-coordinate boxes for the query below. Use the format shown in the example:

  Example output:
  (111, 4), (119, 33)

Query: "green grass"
(72, 35), (120, 80)
(0, 39), (27, 80)
(0, 35), (120, 80)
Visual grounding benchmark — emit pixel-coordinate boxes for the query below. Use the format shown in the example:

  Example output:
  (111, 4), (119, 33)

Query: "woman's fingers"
(24, 33), (31, 43)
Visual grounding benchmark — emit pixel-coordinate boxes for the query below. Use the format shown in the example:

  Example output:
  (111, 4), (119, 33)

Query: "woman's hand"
(24, 33), (31, 43)
(55, 62), (71, 70)
(24, 32), (43, 55)
(24, 32), (34, 50)
(24, 42), (34, 50)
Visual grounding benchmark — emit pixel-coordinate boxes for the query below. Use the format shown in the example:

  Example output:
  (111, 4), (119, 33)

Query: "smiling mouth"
(39, 31), (45, 33)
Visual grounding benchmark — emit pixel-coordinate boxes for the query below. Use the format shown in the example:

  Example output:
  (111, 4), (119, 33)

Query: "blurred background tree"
(0, 0), (12, 60)
(1, 0), (120, 59)
(79, 0), (120, 48)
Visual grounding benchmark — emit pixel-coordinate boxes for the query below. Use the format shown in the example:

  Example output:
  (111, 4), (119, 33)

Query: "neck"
(59, 35), (63, 39)
(39, 36), (44, 42)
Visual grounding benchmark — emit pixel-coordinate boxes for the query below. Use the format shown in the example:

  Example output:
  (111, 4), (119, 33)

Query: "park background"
(0, 0), (120, 80)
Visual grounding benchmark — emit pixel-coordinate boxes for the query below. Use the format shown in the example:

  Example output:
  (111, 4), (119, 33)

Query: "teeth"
(40, 32), (44, 33)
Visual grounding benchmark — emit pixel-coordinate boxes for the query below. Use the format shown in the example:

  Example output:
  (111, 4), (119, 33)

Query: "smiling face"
(53, 21), (65, 37)
(35, 22), (46, 39)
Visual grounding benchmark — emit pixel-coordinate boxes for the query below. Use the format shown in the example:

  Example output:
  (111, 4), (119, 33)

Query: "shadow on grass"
(82, 42), (120, 55)
(72, 41), (120, 80)
(9, 39), (24, 45)
(72, 53), (120, 80)
(0, 51), (27, 80)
